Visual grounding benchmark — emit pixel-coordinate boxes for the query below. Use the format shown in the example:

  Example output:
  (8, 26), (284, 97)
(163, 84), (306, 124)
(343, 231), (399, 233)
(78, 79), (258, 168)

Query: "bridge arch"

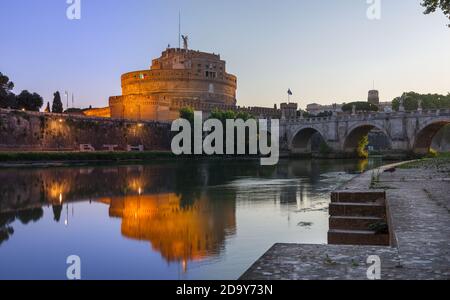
(413, 117), (450, 154)
(343, 123), (391, 153)
(289, 126), (328, 154)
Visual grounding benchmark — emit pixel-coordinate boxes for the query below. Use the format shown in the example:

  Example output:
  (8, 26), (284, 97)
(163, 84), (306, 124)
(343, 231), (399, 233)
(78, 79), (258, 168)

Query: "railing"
(282, 109), (450, 124)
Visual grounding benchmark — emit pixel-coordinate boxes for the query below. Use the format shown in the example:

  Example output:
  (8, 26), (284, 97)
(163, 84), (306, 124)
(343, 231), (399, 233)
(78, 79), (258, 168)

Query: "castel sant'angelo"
(109, 41), (239, 122)
(85, 38), (286, 122)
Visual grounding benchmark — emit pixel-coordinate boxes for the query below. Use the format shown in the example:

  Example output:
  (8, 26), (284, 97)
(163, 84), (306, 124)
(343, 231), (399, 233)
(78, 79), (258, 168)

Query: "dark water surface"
(0, 159), (384, 279)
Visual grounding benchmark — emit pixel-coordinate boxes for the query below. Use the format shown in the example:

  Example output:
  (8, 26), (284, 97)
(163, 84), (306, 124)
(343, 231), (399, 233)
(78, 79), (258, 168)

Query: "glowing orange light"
(182, 259), (187, 273)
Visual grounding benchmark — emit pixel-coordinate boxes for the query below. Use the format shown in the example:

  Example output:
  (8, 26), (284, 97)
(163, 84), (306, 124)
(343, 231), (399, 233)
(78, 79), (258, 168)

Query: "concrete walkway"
(240, 161), (450, 280)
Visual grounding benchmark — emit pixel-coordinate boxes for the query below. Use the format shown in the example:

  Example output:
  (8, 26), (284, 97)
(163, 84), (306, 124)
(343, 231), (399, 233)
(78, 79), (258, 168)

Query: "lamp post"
(65, 91), (69, 111)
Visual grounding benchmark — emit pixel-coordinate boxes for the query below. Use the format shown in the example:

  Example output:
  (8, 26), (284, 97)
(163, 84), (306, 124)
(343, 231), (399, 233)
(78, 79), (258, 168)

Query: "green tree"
(44, 102), (51, 113)
(0, 72), (17, 109)
(357, 135), (369, 159)
(422, 0), (450, 27)
(179, 106), (194, 123)
(209, 109), (256, 155)
(392, 92), (450, 111)
(52, 91), (64, 113)
(342, 102), (379, 113)
(177, 107), (256, 155)
(16, 90), (43, 111)
(0, 72), (14, 96)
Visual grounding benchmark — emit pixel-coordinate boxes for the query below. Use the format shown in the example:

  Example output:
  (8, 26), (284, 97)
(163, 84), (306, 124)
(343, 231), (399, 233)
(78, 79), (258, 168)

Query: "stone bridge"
(279, 109), (450, 156)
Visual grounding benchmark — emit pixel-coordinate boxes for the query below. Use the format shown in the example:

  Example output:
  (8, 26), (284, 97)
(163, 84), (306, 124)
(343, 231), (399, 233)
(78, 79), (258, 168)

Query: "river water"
(0, 159), (384, 279)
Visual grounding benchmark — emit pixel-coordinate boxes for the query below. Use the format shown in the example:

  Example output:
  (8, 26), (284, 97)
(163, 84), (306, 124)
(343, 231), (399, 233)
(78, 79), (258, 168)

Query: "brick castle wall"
(0, 109), (172, 151)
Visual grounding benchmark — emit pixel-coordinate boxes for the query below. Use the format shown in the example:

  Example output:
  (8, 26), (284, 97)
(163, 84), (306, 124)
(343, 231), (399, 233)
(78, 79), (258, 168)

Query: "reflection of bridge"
(280, 110), (450, 155)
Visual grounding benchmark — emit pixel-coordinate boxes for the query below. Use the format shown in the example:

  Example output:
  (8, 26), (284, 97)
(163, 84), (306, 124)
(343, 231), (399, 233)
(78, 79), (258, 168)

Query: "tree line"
(0, 72), (64, 113)
(392, 92), (450, 111)
(315, 92), (450, 116)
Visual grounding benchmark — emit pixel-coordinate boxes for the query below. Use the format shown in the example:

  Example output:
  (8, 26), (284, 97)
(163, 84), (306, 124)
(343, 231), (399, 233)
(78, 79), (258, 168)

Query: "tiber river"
(0, 159), (384, 279)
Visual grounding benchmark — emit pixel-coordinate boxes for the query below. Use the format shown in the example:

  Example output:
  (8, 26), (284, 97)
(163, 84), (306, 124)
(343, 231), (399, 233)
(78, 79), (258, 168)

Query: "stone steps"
(328, 229), (390, 246)
(329, 202), (387, 218)
(329, 216), (384, 231)
(328, 190), (390, 247)
(331, 190), (386, 204)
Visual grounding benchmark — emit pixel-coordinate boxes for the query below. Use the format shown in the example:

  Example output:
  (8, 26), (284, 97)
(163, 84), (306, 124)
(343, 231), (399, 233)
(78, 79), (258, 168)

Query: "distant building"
(368, 90), (380, 105)
(306, 103), (321, 114)
(306, 103), (342, 115)
(280, 103), (298, 119)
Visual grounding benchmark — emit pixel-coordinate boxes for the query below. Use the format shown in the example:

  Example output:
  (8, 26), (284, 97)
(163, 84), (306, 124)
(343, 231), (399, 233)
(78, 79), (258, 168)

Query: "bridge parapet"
(281, 109), (450, 156)
(282, 109), (450, 125)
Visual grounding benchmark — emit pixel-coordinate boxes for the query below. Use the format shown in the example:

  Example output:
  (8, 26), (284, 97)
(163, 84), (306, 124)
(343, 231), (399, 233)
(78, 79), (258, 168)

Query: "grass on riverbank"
(398, 152), (450, 171)
(0, 151), (176, 162)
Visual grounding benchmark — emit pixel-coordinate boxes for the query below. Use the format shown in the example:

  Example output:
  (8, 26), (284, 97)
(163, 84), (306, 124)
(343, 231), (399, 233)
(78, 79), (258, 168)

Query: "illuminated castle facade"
(109, 47), (238, 122)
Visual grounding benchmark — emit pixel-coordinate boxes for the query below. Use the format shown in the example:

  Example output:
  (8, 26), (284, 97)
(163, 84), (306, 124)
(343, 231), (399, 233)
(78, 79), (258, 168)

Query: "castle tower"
(368, 90), (380, 106)
(109, 48), (237, 122)
(280, 103), (298, 119)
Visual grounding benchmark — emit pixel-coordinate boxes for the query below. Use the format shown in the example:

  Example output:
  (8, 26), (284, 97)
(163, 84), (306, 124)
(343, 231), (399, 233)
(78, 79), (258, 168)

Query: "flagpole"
(178, 11), (181, 49)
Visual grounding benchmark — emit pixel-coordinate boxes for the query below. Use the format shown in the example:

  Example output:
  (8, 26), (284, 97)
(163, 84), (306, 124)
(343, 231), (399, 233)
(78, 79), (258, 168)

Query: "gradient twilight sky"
(0, 0), (449, 110)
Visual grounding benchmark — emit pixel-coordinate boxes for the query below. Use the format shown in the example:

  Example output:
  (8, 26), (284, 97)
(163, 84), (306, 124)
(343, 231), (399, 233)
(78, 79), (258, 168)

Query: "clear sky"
(1, 0), (449, 110)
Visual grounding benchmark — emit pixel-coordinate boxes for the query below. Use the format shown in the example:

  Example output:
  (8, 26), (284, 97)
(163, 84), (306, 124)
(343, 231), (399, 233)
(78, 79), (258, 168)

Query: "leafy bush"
(342, 102), (379, 113)
(427, 148), (438, 158)
(179, 107), (194, 123)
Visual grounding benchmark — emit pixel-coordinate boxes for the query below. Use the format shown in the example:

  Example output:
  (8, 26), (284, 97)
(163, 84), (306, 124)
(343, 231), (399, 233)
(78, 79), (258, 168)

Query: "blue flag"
(287, 89), (293, 96)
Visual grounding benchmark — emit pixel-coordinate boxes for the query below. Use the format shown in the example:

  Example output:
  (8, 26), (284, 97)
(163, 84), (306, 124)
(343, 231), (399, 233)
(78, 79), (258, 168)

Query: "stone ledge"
(240, 160), (450, 280)
(239, 243), (400, 280)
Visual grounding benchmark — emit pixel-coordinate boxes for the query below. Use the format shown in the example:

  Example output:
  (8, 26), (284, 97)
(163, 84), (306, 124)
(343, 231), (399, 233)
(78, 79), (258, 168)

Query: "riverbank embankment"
(240, 157), (450, 280)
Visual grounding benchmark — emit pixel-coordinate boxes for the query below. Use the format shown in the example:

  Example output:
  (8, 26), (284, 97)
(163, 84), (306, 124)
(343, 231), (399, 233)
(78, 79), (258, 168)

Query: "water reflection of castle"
(0, 165), (237, 269)
(102, 194), (236, 265)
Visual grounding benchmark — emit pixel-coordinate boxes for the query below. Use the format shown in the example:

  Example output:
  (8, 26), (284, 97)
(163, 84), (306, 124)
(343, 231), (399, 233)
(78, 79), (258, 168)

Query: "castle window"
(209, 84), (215, 94)
(205, 71), (216, 79)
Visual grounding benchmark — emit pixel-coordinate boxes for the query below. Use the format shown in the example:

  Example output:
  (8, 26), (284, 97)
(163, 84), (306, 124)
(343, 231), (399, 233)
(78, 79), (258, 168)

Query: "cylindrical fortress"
(109, 48), (237, 121)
